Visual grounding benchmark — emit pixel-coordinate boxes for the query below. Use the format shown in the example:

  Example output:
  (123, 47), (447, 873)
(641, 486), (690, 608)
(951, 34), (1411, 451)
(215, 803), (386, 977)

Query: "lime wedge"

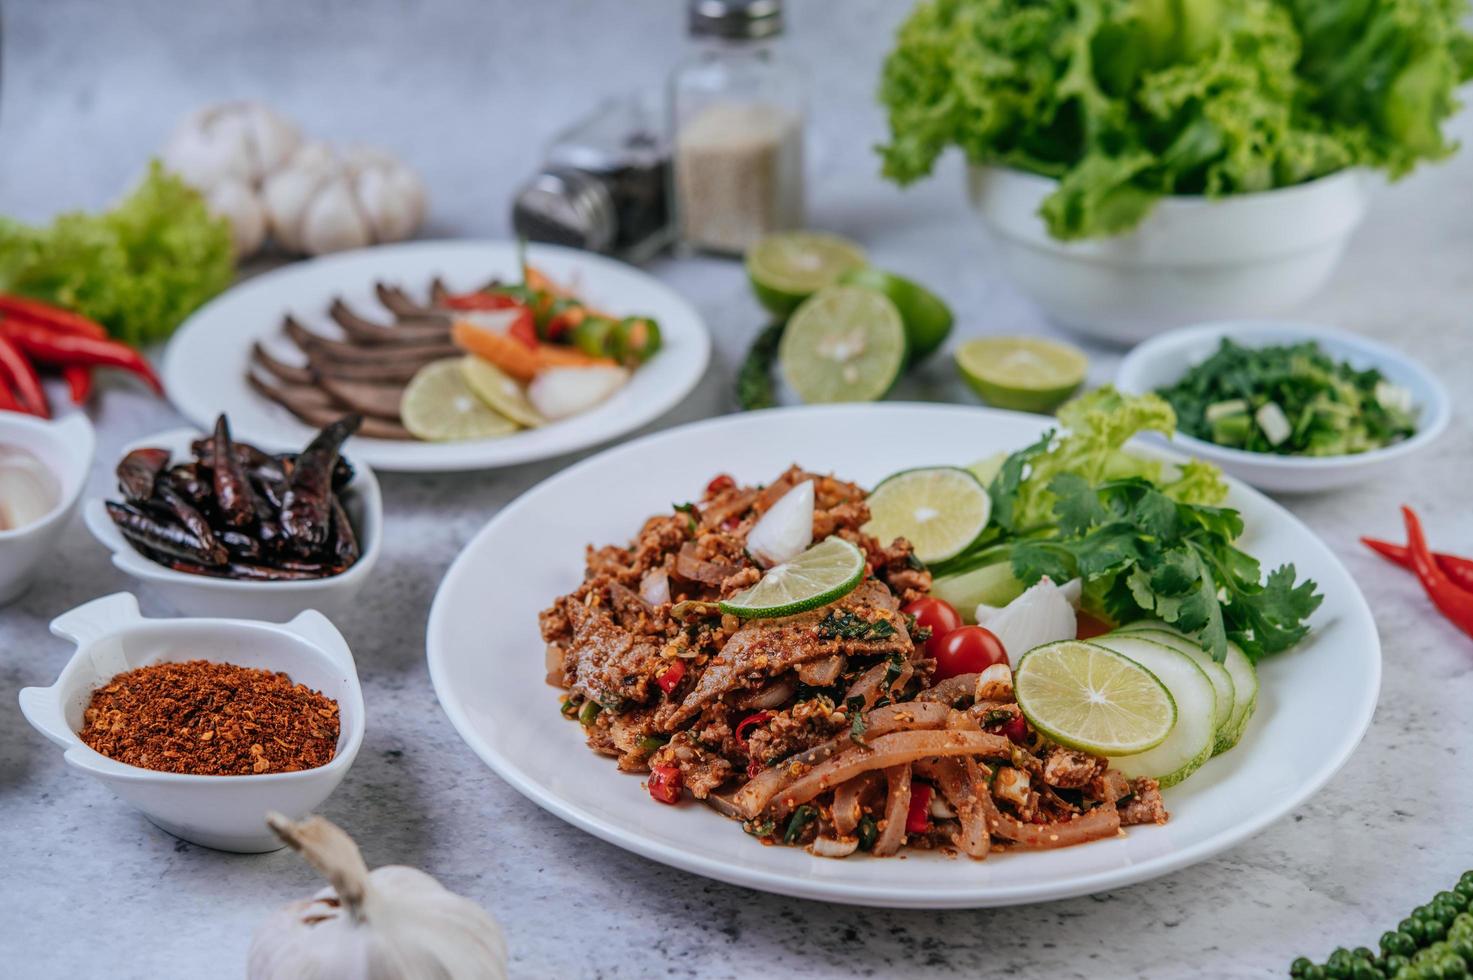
(746, 231), (867, 315)
(779, 286), (906, 404)
(862, 466), (990, 565)
(840, 267), (953, 363)
(459, 356), (545, 428)
(956, 337), (1088, 414)
(718, 536), (866, 619)
(402, 359), (519, 442)
(1014, 640), (1177, 757)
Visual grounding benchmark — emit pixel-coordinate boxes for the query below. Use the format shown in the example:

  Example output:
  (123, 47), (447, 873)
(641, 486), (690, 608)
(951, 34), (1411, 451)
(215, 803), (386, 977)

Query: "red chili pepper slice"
(655, 659), (686, 695)
(442, 292), (522, 312)
(734, 710), (773, 748)
(906, 783), (933, 835)
(62, 365), (93, 405)
(746, 760), (764, 780)
(0, 295), (107, 338)
(507, 307), (538, 349)
(1401, 507), (1473, 640)
(648, 764), (683, 805)
(988, 712), (1029, 745)
(0, 334), (48, 417)
(0, 377), (22, 413)
(1361, 536), (1473, 595)
(0, 320), (162, 395)
(705, 473), (735, 496)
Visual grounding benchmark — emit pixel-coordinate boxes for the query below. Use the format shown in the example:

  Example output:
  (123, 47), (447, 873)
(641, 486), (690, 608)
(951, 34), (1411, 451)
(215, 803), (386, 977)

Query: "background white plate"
(164, 240), (711, 472)
(427, 404), (1380, 908)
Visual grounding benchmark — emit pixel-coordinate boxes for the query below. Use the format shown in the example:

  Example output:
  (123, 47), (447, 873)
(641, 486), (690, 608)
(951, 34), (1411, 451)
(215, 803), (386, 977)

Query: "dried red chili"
(79, 660), (340, 775)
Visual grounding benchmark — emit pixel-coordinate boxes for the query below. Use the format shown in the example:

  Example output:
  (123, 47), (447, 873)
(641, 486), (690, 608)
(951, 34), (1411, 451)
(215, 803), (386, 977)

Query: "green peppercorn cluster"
(1291, 872), (1473, 979)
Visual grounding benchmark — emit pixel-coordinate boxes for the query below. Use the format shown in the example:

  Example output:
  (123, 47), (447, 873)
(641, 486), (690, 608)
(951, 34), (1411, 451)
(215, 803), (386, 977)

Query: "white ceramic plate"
(427, 405), (1380, 908)
(164, 240), (710, 472)
(1116, 320), (1450, 494)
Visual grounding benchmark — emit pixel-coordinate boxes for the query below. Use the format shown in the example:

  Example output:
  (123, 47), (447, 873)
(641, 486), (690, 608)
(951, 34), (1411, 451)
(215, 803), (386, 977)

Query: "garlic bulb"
(249, 813), (507, 980)
(263, 143), (427, 256)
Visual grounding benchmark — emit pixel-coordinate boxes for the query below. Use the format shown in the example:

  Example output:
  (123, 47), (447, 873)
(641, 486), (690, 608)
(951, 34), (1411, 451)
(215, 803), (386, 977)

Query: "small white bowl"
(83, 427), (381, 622)
(0, 412), (95, 605)
(1116, 320), (1451, 494)
(966, 166), (1369, 344)
(18, 592), (364, 852)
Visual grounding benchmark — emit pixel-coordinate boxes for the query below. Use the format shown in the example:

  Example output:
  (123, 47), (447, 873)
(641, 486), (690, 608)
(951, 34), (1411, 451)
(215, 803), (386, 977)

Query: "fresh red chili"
(0, 334), (48, 417)
(0, 295), (107, 338)
(442, 292), (521, 312)
(1401, 507), (1473, 640)
(705, 473), (735, 496)
(0, 321), (162, 395)
(1361, 536), (1473, 594)
(0, 378), (21, 412)
(655, 659), (686, 695)
(62, 365), (92, 405)
(734, 710), (773, 747)
(746, 760), (764, 780)
(906, 783), (933, 835)
(648, 764), (683, 805)
(991, 712), (1029, 745)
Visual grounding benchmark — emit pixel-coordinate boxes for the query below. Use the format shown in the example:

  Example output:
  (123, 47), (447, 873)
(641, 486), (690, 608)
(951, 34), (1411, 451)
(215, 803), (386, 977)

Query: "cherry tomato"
(705, 473), (735, 496)
(905, 783), (934, 835)
(655, 660), (686, 695)
(443, 292), (522, 311)
(902, 597), (963, 657)
(648, 764), (683, 805)
(933, 625), (1007, 680)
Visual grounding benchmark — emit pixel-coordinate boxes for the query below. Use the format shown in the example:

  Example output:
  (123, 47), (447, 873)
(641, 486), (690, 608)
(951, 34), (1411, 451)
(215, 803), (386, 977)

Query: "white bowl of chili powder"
(17, 592), (365, 852)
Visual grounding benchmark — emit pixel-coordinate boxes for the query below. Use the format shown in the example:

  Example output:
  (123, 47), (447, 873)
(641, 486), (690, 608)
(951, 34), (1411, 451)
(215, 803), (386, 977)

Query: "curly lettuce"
(0, 161), (233, 345)
(879, 0), (1473, 240)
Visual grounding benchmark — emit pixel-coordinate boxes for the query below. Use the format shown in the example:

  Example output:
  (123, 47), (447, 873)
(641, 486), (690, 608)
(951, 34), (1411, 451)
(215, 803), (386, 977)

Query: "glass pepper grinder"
(669, 0), (806, 256)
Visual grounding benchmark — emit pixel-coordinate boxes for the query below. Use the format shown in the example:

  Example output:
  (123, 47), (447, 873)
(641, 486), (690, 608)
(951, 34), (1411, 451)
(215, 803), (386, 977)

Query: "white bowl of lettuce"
(879, 0), (1472, 344)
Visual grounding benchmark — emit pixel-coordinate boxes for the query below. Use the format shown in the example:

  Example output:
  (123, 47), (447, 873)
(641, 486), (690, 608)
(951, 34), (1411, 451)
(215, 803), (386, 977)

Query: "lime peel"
(718, 536), (866, 619)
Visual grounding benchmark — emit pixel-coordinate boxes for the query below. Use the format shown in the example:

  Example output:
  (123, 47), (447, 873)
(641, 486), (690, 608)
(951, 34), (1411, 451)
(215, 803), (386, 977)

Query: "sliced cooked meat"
(253, 342), (315, 386)
(318, 377), (406, 421)
(796, 655), (845, 687)
(247, 371), (339, 412)
(376, 282), (449, 321)
(285, 315), (459, 363)
(673, 542), (739, 586)
(250, 373), (413, 440)
(306, 350), (436, 383)
(564, 596), (665, 708)
(330, 298), (451, 345)
(429, 277), (451, 306)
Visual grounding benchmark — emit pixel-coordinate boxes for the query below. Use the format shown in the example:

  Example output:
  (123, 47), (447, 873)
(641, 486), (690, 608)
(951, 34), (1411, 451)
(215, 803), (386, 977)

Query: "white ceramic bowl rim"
(19, 593), (365, 785)
(85, 427), (382, 592)
(980, 164), (1364, 208)
(0, 412), (95, 541)
(1117, 320), (1452, 470)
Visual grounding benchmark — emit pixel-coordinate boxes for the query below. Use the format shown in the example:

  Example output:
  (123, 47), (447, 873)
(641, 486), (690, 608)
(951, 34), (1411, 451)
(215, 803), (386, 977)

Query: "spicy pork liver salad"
(539, 466), (1166, 860)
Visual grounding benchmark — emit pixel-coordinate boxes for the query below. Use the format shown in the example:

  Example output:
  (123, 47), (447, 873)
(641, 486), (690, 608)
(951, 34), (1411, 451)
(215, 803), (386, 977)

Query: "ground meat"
(872, 536), (932, 604)
(1119, 777), (1169, 826)
(1088, 769), (1132, 804)
(813, 499), (871, 539)
(1042, 746), (1108, 789)
(745, 697), (847, 765)
(650, 732), (733, 799)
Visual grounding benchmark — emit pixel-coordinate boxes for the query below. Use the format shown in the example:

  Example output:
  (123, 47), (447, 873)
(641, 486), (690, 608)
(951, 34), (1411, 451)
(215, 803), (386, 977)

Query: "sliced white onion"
(640, 568), (671, 607)
(975, 577), (1077, 664)
(0, 446), (57, 532)
(807, 836), (859, 859)
(745, 480), (813, 568)
(527, 365), (630, 421)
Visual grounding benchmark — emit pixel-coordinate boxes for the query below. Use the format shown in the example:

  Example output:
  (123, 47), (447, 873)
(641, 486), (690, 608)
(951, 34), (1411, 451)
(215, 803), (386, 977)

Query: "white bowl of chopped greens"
(1116, 321), (1450, 494)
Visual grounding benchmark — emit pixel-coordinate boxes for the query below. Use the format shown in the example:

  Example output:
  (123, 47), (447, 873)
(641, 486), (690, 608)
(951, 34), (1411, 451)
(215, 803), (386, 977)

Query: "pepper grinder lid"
(511, 168), (618, 254)
(688, 0), (783, 40)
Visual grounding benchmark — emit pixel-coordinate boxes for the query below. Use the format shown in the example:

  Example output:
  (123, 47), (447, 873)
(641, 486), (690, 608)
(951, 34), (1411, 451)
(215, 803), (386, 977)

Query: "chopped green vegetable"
(0, 161), (234, 345)
(783, 804), (818, 844)
(879, 0), (1473, 241)
(856, 814), (879, 851)
(1156, 338), (1419, 456)
(736, 320), (785, 411)
(578, 700), (602, 727)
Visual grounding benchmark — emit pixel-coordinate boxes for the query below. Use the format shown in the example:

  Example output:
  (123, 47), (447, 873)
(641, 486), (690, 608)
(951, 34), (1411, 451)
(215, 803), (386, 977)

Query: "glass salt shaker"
(511, 92), (673, 263)
(669, 0), (806, 256)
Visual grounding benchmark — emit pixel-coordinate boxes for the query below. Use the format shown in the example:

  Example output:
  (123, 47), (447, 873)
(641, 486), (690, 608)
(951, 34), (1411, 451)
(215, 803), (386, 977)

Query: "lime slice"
(956, 337), (1088, 414)
(840, 267), (953, 363)
(746, 231), (867, 315)
(718, 536), (866, 619)
(862, 466), (990, 565)
(1014, 640), (1177, 757)
(779, 286), (906, 404)
(459, 356), (545, 428)
(401, 359), (519, 442)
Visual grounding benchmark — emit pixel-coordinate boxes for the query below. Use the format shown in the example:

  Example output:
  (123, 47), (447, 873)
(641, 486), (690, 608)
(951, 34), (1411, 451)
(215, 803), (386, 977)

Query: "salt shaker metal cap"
(688, 0), (783, 40)
(511, 168), (618, 254)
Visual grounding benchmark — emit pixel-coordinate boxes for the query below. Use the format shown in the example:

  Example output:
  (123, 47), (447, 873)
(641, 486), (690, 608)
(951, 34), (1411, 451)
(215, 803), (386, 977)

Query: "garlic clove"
(299, 175), (373, 256)
(206, 177), (268, 258)
(262, 143), (339, 253)
(240, 103), (301, 178)
(163, 106), (254, 189)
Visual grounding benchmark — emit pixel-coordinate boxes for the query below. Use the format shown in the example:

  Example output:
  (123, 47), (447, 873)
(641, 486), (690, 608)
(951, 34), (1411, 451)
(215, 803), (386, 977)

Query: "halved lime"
(459, 356), (545, 428)
(402, 359), (519, 442)
(718, 536), (865, 619)
(862, 466), (990, 565)
(1014, 640), (1177, 757)
(840, 267), (953, 363)
(956, 336), (1088, 414)
(779, 286), (906, 404)
(746, 231), (867, 315)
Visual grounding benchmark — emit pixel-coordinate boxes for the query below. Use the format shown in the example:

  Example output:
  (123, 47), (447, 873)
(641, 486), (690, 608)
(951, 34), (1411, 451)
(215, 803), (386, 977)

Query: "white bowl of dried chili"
(17, 592), (365, 852)
(81, 427), (382, 623)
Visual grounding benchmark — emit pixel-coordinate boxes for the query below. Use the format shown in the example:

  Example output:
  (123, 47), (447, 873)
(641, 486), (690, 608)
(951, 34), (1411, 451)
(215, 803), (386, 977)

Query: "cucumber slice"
(1114, 621), (1259, 754)
(930, 562), (1025, 623)
(1090, 634), (1217, 787)
(1123, 629), (1236, 755)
